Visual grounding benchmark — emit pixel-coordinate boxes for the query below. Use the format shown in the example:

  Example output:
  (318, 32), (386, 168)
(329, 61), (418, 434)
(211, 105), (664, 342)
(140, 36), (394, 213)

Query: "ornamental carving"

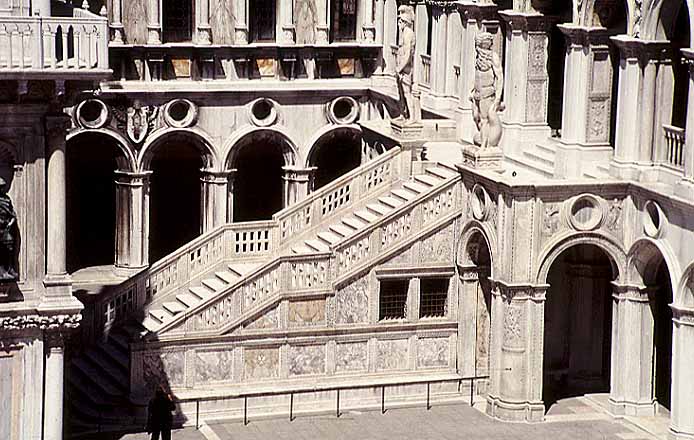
(288, 299), (326, 327)
(526, 81), (546, 122)
(0, 313), (81, 331)
(288, 344), (325, 376)
(246, 307), (278, 330)
(376, 339), (408, 371)
(244, 347), (279, 380)
(417, 337), (449, 368)
(420, 223), (454, 263)
(195, 348), (234, 383)
(383, 245), (413, 266)
(503, 305), (523, 349)
(336, 276), (369, 324)
(112, 102), (159, 145)
(587, 99), (608, 142)
(335, 342), (368, 372)
(542, 202), (562, 237)
(528, 35), (546, 76)
(605, 198), (623, 234)
(381, 212), (412, 249)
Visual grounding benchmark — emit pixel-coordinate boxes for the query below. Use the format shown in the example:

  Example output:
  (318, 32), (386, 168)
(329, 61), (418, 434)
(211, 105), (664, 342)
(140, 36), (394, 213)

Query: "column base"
(486, 394), (545, 422)
(608, 397), (657, 417)
(391, 119), (424, 138)
(608, 159), (646, 180)
(456, 107), (475, 144)
(461, 144), (503, 172)
(42, 273), (73, 299)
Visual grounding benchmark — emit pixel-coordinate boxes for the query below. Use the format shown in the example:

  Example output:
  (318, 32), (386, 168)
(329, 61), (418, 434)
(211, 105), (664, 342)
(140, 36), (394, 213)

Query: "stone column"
(676, 49), (694, 200)
(553, 25), (614, 178)
(373, 0), (386, 75)
(456, 2), (500, 143)
(497, 11), (555, 155)
(225, 169), (238, 223)
(457, 266), (479, 378)
(114, 171), (151, 270)
(382, 0), (398, 74)
(445, 9), (462, 99)
(610, 37), (671, 180)
(44, 116), (72, 299)
(282, 166), (316, 208)
(280, 0), (295, 44)
(110, 0), (125, 44)
(197, 0), (212, 44)
(315, 0), (329, 44)
(429, 6), (449, 100)
(670, 305), (694, 440)
(43, 332), (65, 440)
(609, 283), (657, 416)
(234, 0), (249, 43)
(147, 0), (161, 44)
(486, 281), (546, 422)
(200, 170), (229, 232)
(361, 0), (375, 43)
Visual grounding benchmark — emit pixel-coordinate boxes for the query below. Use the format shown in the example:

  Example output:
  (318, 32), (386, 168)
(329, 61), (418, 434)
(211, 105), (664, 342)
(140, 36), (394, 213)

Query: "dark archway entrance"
(66, 133), (120, 273)
(653, 261), (674, 410)
(467, 232), (492, 375)
(543, 244), (616, 408)
(309, 129), (362, 190)
(148, 138), (202, 262)
(232, 134), (288, 221)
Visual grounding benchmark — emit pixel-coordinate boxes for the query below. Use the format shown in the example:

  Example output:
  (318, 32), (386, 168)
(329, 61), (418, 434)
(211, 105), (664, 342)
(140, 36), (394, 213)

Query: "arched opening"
(148, 137), (203, 262)
(670, 4), (690, 129)
(308, 128), (362, 190)
(231, 132), (290, 221)
(66, 133), (120, 273)
(547, 2), (573, 137)
(543, 244), (616, 410)
(653, 260), (673, 411)
(466, 231), (492, 376)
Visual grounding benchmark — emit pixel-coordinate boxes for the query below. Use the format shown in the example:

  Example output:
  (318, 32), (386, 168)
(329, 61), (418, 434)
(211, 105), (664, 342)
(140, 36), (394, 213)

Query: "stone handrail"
(0, 15), (108, 72)
(663, 124), (685, 168)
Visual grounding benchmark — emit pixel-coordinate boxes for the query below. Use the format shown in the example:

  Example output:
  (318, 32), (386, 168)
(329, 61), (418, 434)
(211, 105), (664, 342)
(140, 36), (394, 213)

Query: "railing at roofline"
(0, 15), (108, 72)
(663, 124), (685, 169)
(94, 147), (407, 337)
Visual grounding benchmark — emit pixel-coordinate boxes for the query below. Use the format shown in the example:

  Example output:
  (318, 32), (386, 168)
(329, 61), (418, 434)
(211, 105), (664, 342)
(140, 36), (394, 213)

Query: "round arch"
(456, 220), (498, 279)
(576, 0), (633, 30)
(626, 237), (682, 288)
(304, 124), (362, 168)
(138, 127), (218, 172)
(535, 231), (626, 285)
(676, 261), (694, 307)
(223, 125), (300, 169)
(66, 128), (137, 172)
(640, 0), (694, 45)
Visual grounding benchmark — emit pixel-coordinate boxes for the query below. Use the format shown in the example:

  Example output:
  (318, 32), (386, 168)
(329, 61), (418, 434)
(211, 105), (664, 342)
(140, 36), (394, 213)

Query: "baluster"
(61, 28), (68, 68)
(9, 25), (16, 68)
(0, 25), (7, 68)
(73, 26), (81, 68)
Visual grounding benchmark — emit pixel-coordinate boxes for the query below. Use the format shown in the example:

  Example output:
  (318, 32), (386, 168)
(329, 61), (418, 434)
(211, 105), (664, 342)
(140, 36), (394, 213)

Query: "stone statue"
(0, 178), (18, 282)
(295, 0), (317, 44)
(395, 5), (416, 124)
(470, 32), (504, 149)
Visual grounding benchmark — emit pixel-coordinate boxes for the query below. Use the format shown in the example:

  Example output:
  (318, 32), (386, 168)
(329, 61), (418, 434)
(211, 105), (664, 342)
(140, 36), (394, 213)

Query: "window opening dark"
(379, 279), (409, 320)
(331, 0), (357, 41)
(420, 278), (449, 318)
(426, 5), (433, 55)
(163, 0), (193, 42)
(250, 0), (276, 42)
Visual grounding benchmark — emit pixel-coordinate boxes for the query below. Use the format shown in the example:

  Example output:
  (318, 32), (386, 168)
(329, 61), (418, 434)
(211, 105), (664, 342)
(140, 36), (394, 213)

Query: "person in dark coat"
(147, 385), (176, 440)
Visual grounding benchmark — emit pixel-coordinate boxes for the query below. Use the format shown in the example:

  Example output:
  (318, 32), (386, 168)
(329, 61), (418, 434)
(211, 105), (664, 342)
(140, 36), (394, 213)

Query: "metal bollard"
(290, 393), (294, 421)
(244, 396), (248, 426)
(336, 389), (340, 418)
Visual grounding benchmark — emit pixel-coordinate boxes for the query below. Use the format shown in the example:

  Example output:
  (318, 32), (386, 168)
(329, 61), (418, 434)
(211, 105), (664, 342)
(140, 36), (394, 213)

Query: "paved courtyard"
(112, 397), (665, 440)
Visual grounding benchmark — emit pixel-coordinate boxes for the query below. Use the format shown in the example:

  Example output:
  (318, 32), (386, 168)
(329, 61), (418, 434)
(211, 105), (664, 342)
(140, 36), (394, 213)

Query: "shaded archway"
(465, 230), (493, 376)
(66, 133), (125, 272)
(543, 243), (617, 409)
(228, 130), (297, 221)
(147, 135), (204, 262)
(307, 126), (362, 190)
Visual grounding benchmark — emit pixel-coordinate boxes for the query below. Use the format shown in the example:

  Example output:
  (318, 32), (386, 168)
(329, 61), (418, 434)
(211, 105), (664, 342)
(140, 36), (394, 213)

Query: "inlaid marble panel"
(143, 350), (185, 388)
(246, 307), (278, 330)
(376, 339), (408, 371)
(244, 347), (279, 380)
(335, 342), (368, 373)
(417, 337), (449, 368)
(288, 299), (325, 327)
(195, 348), (234, 383)
(420, 223), (455, 263)
(288, 345), (325, 376)
(336, 276), (369, 324)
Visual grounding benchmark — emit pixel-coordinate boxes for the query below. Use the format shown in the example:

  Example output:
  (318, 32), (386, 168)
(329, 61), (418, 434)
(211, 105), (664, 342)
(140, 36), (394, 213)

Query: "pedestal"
(390, 120), (424, 138)
(462, 144), (503, 172)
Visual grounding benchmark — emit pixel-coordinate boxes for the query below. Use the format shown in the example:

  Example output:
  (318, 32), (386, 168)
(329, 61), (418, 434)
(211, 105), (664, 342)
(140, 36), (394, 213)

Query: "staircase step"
(378, 196), (404, 208)
(292, 245), (314, 255)
(329, 223), (355, 237)
(342, 216), (366, 230)
(201, 277), (227, 292)
(95, 343), (129, 372)
(162, 301), (186, 315)
(305, 239), (330, 252)
(523, 148), (555, 167)
(73, 359), (126, 397)
(317, 231), (342, 245)
(366, 203), (391, 216)
(413, 174), (441, 186)
(148, 309), (170, 324)
(142, 317), (161, 332)
(84, 350), (129, 385)
(354, 209), (379, 223)
(228, 262), (262, 277)
(106, 331), (130, 352)
(189, 285), (214, 299)
(177, 293), (201, 308)
(215, 270), (238, 284)
(403, 181), (430, 193)
(391, 189), (418, 201)
(426, 166), (456, 179)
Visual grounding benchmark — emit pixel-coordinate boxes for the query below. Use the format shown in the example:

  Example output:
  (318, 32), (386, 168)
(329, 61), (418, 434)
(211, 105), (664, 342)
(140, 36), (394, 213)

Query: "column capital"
(492, 279), (549, 302)
(114, 170), (152, 185)
(498, 10), (559, 32)
(200, 168), (231, 184)
(671, 304), (694, 327)
(610, 35), (672, 64)
(610, 281), (654, 302)
(456, 1), (498, 22)
(557, 23), (612, 47)
(680, 48), (694, 68)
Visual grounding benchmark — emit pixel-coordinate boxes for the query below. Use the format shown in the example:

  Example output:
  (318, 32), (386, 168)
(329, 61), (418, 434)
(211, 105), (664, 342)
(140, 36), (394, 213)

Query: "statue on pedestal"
(0, 178), (18, 283)
(470, 32), (504, 149)
(395, 5), (417, 124)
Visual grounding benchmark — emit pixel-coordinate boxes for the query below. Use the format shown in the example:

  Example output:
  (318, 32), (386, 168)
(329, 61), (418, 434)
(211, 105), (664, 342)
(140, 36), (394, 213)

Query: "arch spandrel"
(66, 128), (138, 172)
(638, 0), (694, 44)
(138, 127), (219, 172)
(223, 125), (301, 169)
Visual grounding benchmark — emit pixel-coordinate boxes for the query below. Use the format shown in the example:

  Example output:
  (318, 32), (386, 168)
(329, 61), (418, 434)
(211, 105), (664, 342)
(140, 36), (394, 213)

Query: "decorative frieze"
(416, 337), (449, 368)
(335, 276), (369, 324)
(502, 304), (524, 350)
(288, 299), (326, 327)
(195, 348), (234, 383)
(244, 347), (280, 380)
(335, 341), (368, 373)
(0, 313), (81, 332)
(245, 307), (279, 330)
(288, 344), (325, 376)
(376, 339), (408, 371)
(420, 222), (455, 263)
(143, 350), (185, 388)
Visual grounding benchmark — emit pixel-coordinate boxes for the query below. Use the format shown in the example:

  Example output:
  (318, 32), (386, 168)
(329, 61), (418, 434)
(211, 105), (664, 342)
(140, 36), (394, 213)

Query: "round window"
(327, 96), (359, 124)
(163, 99), (198, 128)
(76, 99), (109, 129)
(471, 184), (489, 221)
(249, 98), (278, 127)
(568, 194), (603, 231)
(643, 200), (665, 238)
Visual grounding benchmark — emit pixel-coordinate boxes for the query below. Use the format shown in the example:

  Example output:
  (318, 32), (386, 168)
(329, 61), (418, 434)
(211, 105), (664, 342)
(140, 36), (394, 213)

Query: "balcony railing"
(663, 124), (685, 169)
(0, 14), (109, 76)
(420, 53), (431, 87)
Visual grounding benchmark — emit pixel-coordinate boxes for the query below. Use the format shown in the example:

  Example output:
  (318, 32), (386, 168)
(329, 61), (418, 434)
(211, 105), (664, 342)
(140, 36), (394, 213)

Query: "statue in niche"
(0, 178), (18, 283)
(295, 0), (317, 44)
(395, 5), (416, 124)
(470, 32), (504, 149)
(123, 0), (148, 44)
(211, 0), (235, 44)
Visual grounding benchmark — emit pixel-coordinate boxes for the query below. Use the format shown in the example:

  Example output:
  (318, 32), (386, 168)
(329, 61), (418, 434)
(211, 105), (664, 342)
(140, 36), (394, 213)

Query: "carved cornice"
(456, 1), (499, 22)
(557, 24), (612, 48)
(0, 313), (81, 332)
(498, 10), (559, 32)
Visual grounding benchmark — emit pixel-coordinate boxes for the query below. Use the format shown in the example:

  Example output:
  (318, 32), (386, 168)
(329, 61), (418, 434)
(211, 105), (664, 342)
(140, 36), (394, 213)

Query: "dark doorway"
(163, 0), (193, 42)
(148, 139), (202, 262)
(653, 261), (673, 410)
(467, 232), (492, 376)
(66, 133), (119, 273)
(250, 0), (276, 42)
(310, 129), (361, 190)
(233, 137), (286, 221)
(543, 244), (615, 409)
(330, 0), (357, 42)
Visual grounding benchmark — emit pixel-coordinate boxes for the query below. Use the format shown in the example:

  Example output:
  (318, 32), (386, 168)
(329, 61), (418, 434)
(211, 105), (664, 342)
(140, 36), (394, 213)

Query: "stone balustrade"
(663, 124), (686, 169)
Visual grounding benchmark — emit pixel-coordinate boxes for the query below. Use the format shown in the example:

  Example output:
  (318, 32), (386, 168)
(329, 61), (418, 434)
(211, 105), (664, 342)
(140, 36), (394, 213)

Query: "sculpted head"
(397, 5), (415, 30)
(475, 32), (494, 51)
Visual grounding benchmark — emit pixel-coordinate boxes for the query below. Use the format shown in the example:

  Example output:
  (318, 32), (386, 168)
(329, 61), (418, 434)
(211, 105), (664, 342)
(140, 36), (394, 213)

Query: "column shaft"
(315, 0), (329, 44)
(147, 0), (161, 44)
(282, 166), (316, 208)
(115, 171), (151, 270)
(43, 334), (65, 440)
(670, 305), (694, 440)
(457, 268), (479, 378)
(234, 0), (248, 43)
(200, 170), (229, 232)
(430, 7), (448, 97)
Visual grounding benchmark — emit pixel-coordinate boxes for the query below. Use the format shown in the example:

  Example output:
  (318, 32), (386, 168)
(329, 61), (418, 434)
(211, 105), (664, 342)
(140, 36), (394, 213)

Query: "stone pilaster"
(554, 25), (615, 178)
(200, 169), (229, 232)
(457, 266), (479, 378)
(147, 0), (161, 44)
(609, 283), (657, 416)
(197, 0), (212, 44)
(43, 331), (65, 440)
(234, 0), (249, 43)
(282, 166), (316, 208)
(429, 6), (449, 99)
(110, 0), (125, 44)
(670, 305), (694, 440)
(315, 0), (329, 44)
(486, 281), (546, 422)
(361, 0), (375, 43)
(609, 37), (671, 180)
(382, 0), (398, 74)
(225, 169), (238, 223)
(675, 49), (694, 200)
(280, 0), (295, 44)
(497, 11), (556, 155)
(114, 171), (151, 271)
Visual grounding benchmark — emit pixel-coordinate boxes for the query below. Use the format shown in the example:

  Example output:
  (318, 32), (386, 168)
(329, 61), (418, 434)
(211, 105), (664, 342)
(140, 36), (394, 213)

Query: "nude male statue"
(395, 5), (417, 124)
(470, 32), (504, 149)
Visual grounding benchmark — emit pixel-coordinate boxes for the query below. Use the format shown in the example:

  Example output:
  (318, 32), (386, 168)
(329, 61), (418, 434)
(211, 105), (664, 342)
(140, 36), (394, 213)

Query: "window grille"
(419, 278), (449, 318)
(379, 279), (409, 320)
(250, 0), (276, 42)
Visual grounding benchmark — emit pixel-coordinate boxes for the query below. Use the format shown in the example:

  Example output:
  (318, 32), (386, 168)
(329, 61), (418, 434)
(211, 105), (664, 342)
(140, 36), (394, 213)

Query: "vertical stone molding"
(676, 49), (694, 200)
(361, 0), (375, 43)
(610, 37), (671, 180)
(110, 0), (125, 44)
(609, 283), (657, 416)
(280, 0), (295, 44)
(429, 6), (449, 98)
(44, 116), (72, 299)
(670, 305), (694, 440)
(114, 171), (151, 270)
(382, 0), (398, 74)
(486, 281), (546, 422)
(234, 0), (249, 43)
(457, 266), (479, 378)
(200, 169), (229, 232)
(225, 169), (238, 223)
(498, 11), (555, 154)
(43, 332), (65, 440)
(315, 0), (329, 44)
(147, 0), (162, 44)
(197, 0), (212, 44)
(282, 166), (316, 208)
